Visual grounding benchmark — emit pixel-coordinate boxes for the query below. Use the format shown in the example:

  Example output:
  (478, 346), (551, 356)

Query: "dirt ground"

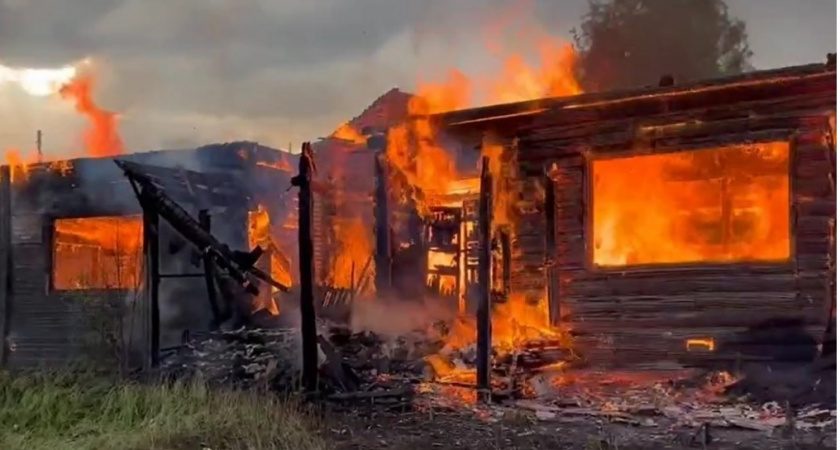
(322, 408), (835, 450)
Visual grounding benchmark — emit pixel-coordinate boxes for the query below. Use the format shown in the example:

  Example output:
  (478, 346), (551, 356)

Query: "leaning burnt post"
(373, 152), (393, 296)
(292, 142), (319, 393)
(476, 156), (493, 402)
(544, 169), (561, 325)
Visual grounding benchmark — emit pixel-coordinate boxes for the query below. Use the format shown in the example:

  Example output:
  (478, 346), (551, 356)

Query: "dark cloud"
(0, 0), (834, 154)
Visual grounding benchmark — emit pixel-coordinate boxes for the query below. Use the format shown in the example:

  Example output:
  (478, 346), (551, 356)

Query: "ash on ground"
(157, 321), (836, 440)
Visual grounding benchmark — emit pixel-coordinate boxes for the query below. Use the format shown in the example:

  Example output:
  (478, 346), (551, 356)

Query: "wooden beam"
(544, 171), (561, 325)
(476, 156), (493, 402)
(373, 153), (392, 296)
(142, 203), (161, 370)
(0, 166), (10, 367)
(293, 142), (319, 393)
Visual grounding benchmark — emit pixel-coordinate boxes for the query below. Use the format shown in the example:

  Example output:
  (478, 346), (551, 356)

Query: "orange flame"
(248, 205), (290, 316)
(58, 74), (125, 158)
(592, 142), (791, 266)
(384, 16), (581, 216)
(52, 216), (143, 290)
(3, 72), (125, 183)
(440, 293), (565, 353)
(332, 123), (367, 145)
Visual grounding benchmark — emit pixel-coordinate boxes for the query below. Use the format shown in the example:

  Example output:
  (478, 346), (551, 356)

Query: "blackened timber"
(0, 166), (10, 367)
(116, 160), (288, 294)
(198, 210), (223, 327)
(476, 156), (492, 401)
(544, 172), (561, 325)
(432, 62), (834, 130)
(373, 153), (392, 295)
(143, 205), (161, 369)
(293, 142), (319, 393)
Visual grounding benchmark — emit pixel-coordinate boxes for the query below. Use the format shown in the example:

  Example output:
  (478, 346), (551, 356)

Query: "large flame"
(384, 19), (581, 217)
(440, 293), (565, 352)
(382, 14), (583, 362)
(248, 205), (291, 316)
(52, 216), (143, 290)
(328, 216), (374, 290)
(592, 142), (791, 266)
(2, 68), (124, 184)
(58, 74), (125, 158)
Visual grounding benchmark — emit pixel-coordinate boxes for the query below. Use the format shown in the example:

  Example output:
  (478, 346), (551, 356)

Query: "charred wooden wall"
(439, 61), (837, 369)
(1, 163), (142, 368)
(0, 152), (257, 370)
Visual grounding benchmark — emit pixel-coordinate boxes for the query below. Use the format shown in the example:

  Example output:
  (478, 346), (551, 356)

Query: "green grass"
(0, 370), (327, 450)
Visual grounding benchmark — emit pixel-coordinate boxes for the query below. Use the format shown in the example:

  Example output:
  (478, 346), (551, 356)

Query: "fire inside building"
(357, 59), (837, 384)
(0, 58), (834, 403)
(0, 142), (298, 369)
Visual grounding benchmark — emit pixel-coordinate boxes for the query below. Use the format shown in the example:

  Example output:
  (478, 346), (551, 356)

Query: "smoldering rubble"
(157, 297), (836, 438)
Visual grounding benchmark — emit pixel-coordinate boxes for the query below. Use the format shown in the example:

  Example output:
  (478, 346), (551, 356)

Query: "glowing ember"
(685, 338), (716, 351)
(592, 142), (791, 266)
(52, 216), (142, 290)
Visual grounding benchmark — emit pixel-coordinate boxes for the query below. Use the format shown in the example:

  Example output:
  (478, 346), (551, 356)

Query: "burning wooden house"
(376, 59), (836, 370)
(309, 88), (413, 300)
(0, 142), (297, 369)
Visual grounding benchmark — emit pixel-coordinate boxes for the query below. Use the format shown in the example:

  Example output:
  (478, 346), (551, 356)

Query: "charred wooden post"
(198, 210), (223, 327)
(0, 166), (10, 367)
(476, 156), (493, 402)
(292, 142), (319, 393)
(117, 160), (287, 294)
(544, 170), (561, 325)
(142, 203), (161, 369)
(373, 153), (392, 296)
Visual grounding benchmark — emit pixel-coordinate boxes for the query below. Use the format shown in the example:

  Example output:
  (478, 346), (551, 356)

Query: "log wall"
(0, 156), (256, 370)
(445, 62), (837, 369)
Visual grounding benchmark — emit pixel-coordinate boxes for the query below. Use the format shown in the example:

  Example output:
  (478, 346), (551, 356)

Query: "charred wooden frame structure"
(431, 59), (837, 369)
(0, 143), (294, 370)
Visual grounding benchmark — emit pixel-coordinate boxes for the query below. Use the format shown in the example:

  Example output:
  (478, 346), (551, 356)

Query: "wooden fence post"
(0, 166), (11, 367)
(373, 153), (392, 296)
(476, 156), (493, 402)
(142, 204), (160, 370)
(293, 142), (319, 393)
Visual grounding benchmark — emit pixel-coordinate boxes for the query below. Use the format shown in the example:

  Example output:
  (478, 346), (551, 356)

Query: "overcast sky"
(0, 0), (835, 157)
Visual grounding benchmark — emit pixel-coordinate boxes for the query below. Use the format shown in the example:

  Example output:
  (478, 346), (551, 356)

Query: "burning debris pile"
(157, 313), (576, 401)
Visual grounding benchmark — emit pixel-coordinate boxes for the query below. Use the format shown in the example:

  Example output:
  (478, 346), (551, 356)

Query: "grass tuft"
(0, 370), (326, 450)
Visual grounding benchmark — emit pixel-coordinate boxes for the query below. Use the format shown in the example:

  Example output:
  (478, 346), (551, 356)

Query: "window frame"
(583, 138), (796, 273)
(48, 213), (145, 292)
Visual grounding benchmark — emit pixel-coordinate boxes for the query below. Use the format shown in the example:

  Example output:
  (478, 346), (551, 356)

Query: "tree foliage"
(573, 0), (753, 91)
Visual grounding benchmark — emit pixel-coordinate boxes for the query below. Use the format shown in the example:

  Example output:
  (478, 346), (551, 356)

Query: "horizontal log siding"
(509, 78), (835, 369)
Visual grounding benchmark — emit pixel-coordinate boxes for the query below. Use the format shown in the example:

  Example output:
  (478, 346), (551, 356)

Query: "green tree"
(573, 0), (753, 91)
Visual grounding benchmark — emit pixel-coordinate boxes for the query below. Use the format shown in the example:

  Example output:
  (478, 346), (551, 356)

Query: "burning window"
(591, 142), (791, 267)
(52, 216), (143, 290)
